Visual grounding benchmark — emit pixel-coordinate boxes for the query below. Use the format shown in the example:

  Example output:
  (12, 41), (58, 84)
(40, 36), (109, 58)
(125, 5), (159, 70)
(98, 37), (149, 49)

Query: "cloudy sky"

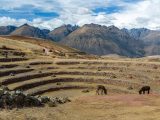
(0, 0), (159, 30)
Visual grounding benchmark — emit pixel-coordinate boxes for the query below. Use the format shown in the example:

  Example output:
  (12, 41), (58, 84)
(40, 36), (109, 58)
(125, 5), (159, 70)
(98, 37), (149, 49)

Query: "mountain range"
(0, 25), (17, 35)
(60, 24), (144, 57)
(123, 28), (160, 55)
(0, 23), (160, 57)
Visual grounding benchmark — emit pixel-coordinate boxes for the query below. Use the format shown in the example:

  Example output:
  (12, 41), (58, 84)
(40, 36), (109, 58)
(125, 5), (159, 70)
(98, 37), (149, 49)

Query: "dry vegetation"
(0, 36), (160, 120)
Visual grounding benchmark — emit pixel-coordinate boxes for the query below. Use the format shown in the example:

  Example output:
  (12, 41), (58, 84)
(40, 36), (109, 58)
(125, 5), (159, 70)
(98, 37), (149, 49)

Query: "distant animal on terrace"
(43, 48), (50, 56)
(139, 86), (150, 94)
(96, 85), (107, 95)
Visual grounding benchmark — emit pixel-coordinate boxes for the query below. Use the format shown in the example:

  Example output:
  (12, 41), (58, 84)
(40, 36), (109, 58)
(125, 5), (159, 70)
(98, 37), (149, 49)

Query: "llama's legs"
(96, 90), (98, 95)
(148, 90), (150, 94)
(105, 89), (107, 95)
(96, 90), (99, 95)
(101, 89), (104, 95)
(143, 90), (145, 94)
(98, 90), (100, 95)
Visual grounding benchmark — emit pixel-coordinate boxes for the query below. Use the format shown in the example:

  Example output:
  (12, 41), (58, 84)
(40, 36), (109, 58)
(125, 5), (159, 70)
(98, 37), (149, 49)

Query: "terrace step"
(53, 71), (116, 76)
(0, 68), (34, 77)
(55, 60), (160, 68)
(0, 64), (18, 69)
(1, 72), (54, 85)
(10, 77), (94, 91)
(29, 61), (53, 65)
(25, 82), (134, 96)
(0, 58), (28, 62)
(26, 85), (91, 96)
(9, 75), (141, 92)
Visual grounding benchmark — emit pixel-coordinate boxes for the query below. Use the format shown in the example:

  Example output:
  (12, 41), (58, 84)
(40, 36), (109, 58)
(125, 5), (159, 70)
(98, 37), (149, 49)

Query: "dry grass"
(0, 94), (160, 120)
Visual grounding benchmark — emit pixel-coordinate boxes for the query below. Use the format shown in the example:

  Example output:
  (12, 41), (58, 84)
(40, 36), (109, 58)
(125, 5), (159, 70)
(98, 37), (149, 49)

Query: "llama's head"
(139, 89), (142, 94)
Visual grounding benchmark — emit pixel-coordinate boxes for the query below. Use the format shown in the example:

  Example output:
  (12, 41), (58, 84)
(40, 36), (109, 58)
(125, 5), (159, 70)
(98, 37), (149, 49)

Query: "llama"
(139, 86), (150, 94)
(96, 85), (107, 95)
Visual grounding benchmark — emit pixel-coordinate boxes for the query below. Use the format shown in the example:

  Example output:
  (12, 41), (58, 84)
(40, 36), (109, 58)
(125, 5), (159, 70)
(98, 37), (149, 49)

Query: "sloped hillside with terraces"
(0, 36), (160, 120)
(0, 35), (160, 96)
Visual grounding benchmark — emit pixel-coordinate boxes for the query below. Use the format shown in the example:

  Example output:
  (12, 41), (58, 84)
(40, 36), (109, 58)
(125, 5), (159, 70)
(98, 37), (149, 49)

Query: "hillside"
(1, 36), (160, 119)
(10, 24), (50, 39)
(60, 24), (144, 57)
(1, 35), (160, 97)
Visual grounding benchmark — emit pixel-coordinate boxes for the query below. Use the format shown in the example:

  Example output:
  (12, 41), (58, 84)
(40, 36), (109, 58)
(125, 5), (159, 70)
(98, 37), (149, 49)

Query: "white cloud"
(32, 18), (64, 30)
(0, 17), (27, 26)
(111, 0), (160, 30)
(0, 0), (160, 30)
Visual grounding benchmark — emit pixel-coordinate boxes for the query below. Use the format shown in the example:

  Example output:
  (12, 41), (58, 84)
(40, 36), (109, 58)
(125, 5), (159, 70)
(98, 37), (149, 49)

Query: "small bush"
(153, 65), (158, 69)
(26, 66), (30, 68)
(82, 89), (90, 93)
(47, 101), (57, 107)
(127, 86), (133, 90)
(56, 83), (61, 85)
(2, 45), (7, 49)
(111, 75), (117, 79)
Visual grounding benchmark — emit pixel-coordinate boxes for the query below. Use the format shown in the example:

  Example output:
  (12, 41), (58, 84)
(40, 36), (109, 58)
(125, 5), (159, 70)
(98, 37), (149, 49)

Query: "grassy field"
(0, 36), (160, 120)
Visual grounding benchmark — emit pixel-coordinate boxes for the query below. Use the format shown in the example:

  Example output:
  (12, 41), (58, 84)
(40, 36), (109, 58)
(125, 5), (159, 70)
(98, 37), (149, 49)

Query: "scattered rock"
(52, 74), (56, 77)
(38, 96), (50, 103)
(0, 85), (71, 109)
(10, 73), (15, 76)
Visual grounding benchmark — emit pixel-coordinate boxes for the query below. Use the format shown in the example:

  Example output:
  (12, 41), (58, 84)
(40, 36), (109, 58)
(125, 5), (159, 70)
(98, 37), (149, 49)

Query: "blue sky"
(0, 4), (59, 20)
(93, 6), (124, 14)
(0, 0), (159, 30)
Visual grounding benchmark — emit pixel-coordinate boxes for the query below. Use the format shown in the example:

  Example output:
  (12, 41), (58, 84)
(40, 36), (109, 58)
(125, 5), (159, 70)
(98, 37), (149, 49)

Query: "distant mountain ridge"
(122, 28), (151, 40)
(124, 28), (160, 55)
(0, 23), (160, 57)
(60, 24), (144, 57)
(0, 26), (17, 35)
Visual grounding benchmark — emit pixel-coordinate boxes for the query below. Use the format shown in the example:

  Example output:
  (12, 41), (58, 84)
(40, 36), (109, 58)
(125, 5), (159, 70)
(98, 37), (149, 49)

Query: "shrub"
(2, 45), (7, 49)
(56, 83), (61, 85)
(47, 101), (57, 107)
(82, 89), (90, 93)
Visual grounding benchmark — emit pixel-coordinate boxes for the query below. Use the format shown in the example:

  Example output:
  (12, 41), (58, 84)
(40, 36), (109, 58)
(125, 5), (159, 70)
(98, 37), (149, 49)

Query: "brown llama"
(139, 86), (150, 94)
(96, 85), (107, 95)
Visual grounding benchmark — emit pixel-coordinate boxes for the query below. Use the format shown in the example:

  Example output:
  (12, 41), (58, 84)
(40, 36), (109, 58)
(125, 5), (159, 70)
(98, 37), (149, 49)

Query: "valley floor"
(0, 93), (160, 120)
